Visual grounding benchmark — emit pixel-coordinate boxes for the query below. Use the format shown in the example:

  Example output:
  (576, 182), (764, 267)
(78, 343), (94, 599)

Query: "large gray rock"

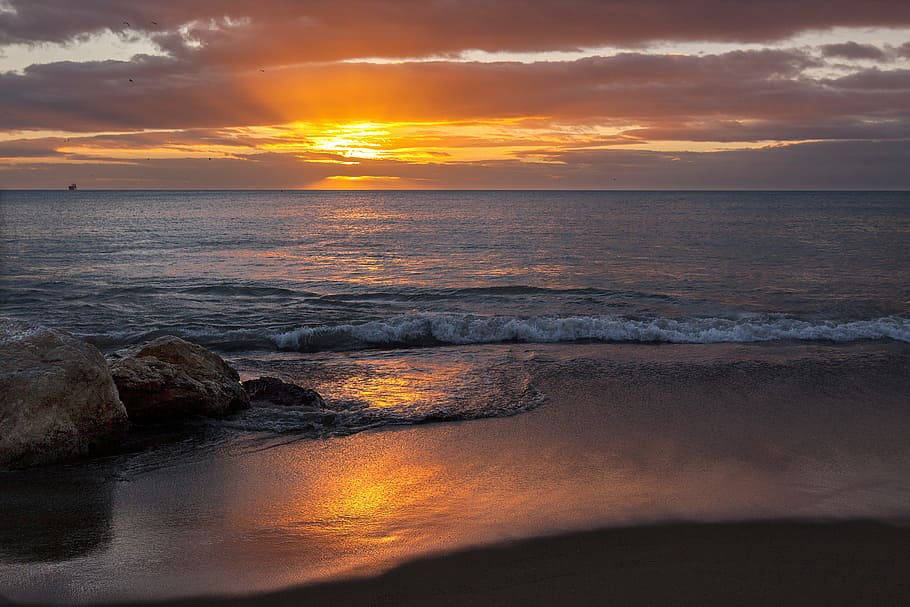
(0, 317), (128, 468)
(108, 336), (249, 421)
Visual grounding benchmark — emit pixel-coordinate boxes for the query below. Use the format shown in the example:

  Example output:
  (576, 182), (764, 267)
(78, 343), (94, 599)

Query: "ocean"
(1, 190), (909, 603)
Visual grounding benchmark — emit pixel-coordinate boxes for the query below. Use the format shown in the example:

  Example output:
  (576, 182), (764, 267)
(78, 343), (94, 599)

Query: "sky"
(1, 1), (910, 189)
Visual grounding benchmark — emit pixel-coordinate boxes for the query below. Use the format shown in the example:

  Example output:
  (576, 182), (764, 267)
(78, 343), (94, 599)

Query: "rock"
(0, 317), (128, 468)
(108, 336), (249, 421)
(243, 376), (326, 409)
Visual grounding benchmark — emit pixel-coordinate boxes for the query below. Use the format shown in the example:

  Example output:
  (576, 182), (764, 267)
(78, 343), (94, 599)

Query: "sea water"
(2, 190), (908, 429)
(2, 190), (908, 346)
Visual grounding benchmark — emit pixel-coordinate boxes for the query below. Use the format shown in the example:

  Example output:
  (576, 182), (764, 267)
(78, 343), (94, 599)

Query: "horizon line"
(4, 188), (910, 193)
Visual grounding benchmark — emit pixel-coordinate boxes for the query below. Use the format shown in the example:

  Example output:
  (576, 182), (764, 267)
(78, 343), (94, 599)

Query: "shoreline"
(92, 520), (910, 607)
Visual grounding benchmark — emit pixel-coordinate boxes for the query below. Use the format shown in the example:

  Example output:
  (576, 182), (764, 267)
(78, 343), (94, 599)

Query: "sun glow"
(252, 118), (639, 167)
(306, 122), (389, 160)
(0, 117), (794, 188)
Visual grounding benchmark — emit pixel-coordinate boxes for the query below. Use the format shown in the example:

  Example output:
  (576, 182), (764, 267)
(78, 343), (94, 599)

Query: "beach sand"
(100, 520), (910, 607)
(3, 343), (910, 605)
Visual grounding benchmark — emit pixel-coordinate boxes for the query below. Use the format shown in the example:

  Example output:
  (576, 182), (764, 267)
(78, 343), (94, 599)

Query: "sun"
(300, 121), (391, 160)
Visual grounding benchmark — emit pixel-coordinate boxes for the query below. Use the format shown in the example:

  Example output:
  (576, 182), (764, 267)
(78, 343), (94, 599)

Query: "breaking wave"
(85, 314), (910, 353)
(273, 314), (910, 351)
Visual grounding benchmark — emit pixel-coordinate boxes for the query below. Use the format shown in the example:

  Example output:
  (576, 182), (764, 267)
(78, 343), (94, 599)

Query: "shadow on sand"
(0, 466), (115, 563)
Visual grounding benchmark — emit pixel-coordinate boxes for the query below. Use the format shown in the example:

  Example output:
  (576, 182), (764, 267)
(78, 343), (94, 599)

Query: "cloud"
(3, 139), (910, 190)
(2, 49), (908, 144)
(0, 140), (63, 158)
(0, 55), (279, 131)
(826, 67), (910, 90)
(820, 42), (888, 60)
(542, 140), (910, 189)
(625, 117), (910, 143)
(3, 2), (910, 188)
(3, 0), (910, 55)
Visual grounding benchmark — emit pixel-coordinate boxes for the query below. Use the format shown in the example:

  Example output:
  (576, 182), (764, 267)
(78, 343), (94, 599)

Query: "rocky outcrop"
(108, 336), (249, 421)
(243, 376), (326, 409)
(0, 317), (128, 468)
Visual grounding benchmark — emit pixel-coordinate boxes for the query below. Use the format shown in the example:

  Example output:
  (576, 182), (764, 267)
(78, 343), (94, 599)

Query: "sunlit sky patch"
(0, 31), (163, 73)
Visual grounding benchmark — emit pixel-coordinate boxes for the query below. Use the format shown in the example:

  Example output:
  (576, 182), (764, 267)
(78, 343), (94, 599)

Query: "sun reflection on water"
(328, 357), (469, 409)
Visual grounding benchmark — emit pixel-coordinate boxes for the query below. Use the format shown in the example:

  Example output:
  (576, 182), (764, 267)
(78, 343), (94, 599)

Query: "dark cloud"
(0, 55), (279, 131)
(827, 68), (910, 90)
(625, 117), (910, 143)
(820, 42), (888, 60)
(3, 0), (910, 55)
(542, 140), (910, 189)
(0, 141), (63, 158)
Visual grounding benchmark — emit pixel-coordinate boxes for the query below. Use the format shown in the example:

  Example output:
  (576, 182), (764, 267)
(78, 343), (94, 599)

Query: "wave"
(223, 380), (546, 437)
(315, 285), (680, 302)
(85, 314), (910, 352)
(105, 364), (547, 474)
(271, 314), (910, 351)
(178, 285), (310, 297)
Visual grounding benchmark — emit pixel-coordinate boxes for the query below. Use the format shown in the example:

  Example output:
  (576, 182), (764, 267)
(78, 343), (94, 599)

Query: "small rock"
(0, 317), (128, 468)
(109, 336), (249, 422)
(243, 376), (326, 409)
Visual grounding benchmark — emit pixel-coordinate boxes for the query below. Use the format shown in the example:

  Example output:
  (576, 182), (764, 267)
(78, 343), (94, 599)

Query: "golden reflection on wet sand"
(306, 460), (444, 549)
(220, 406), (810, 591)
(217, 436), (459, 584)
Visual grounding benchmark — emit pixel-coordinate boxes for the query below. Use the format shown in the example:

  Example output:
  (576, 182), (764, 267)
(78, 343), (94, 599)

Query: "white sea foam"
(271, 314), (910, 350)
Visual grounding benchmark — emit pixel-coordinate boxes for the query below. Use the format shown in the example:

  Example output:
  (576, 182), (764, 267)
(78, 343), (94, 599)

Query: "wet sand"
(3, 343), (910, 604)
(100, 520), (910, 607)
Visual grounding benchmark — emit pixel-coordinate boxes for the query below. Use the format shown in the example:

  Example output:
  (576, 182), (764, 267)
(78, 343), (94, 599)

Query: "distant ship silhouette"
(68, 183), (77, 190)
